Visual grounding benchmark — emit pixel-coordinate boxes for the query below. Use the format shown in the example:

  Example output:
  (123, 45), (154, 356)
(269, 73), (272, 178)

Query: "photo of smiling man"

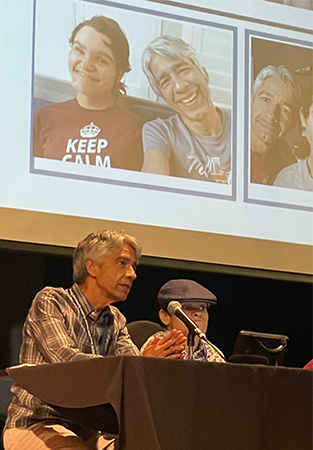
(141, 35), (232, 183)
(33, 15), (143, 171)
(250, 64), (300, 185)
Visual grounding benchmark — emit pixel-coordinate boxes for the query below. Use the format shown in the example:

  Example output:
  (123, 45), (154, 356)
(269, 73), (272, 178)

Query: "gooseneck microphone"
(167, 300), (227, 362)
(167, 301), (207, 340)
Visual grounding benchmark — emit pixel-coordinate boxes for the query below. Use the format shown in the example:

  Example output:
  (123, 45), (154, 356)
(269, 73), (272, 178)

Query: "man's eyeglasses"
(180, 302), (208, 313)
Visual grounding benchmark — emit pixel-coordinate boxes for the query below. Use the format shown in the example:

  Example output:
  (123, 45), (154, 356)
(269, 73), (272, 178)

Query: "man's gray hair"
(252, 65), (301, 101)
(142, 35), (206, 96)
(73, 230), (142, 284)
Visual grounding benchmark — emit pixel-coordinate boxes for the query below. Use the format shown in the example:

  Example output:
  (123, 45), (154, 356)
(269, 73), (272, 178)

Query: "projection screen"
(0, 0), (312, 275)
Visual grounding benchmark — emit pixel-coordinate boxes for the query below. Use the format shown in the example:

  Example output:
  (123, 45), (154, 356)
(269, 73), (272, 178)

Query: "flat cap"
(158, 279), (217, 310)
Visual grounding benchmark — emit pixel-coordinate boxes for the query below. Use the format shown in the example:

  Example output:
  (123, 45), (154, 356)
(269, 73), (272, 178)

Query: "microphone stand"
(186, 331), (227, 362)
(186, 331), (196, 360)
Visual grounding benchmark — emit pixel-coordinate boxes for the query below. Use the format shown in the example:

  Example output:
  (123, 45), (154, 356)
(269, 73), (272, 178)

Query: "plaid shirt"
(4, 283), (139, 433)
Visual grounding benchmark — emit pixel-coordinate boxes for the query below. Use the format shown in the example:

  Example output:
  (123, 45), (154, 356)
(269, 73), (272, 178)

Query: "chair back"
(127, 320), (164, 349)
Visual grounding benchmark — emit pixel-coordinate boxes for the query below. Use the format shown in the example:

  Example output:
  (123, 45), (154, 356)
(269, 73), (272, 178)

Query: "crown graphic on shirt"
(80, 122), (101, 138)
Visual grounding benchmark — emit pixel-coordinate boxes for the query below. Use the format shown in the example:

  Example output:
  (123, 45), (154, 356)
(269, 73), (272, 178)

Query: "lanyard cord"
(69, 288), (97, 355)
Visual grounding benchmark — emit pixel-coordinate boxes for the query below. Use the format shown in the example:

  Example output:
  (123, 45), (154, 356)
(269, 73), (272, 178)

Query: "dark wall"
(0, 247), (312, 369)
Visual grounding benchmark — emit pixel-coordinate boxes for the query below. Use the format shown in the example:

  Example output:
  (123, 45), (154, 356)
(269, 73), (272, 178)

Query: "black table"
(7, 356), (313, 450)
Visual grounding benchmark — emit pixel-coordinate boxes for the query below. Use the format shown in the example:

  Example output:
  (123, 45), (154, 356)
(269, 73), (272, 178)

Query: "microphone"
(167, 300), (207, 340)
(167, 300), (227, 362)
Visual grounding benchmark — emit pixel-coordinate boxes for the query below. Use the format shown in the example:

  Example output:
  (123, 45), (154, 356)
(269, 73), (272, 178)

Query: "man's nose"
(81, 54), (94, 71)
(186, 310), (200, 319)
(266, 103), (280, 121)
(171, 73), (188, 91)
(126, 265), (137, 280)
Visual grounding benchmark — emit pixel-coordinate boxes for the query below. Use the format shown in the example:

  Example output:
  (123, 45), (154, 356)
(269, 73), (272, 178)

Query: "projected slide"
(31, 0), (235, 200)
(0, 0), (312, 273)
(32, 0), (313, 207)
(245, 31), (313, 209)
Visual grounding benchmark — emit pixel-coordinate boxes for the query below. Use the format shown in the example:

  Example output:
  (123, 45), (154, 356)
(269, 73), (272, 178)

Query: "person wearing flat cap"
(141, 279), (225, 363)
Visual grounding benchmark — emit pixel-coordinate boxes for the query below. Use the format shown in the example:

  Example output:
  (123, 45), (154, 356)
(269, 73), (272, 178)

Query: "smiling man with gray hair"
(250, 64), (301, 184)
(141, 35), (232, 183)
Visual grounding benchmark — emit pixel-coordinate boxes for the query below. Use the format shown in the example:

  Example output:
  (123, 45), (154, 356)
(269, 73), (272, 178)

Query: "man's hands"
(141, 329), (187, 359)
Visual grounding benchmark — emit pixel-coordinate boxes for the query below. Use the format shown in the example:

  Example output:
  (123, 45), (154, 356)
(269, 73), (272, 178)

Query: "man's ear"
(85, 259), (99, 278)
(159, 309), (170, 327)
(299, 106), (307, 135)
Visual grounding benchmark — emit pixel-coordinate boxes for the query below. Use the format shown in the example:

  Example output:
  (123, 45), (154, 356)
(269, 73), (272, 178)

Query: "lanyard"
(69, 288), (97, 355)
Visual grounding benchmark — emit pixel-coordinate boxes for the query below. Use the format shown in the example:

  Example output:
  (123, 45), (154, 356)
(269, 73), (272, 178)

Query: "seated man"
(141, 279), (226, 363)
(3, 230), (185, 450)
(141, 35), (231, 183)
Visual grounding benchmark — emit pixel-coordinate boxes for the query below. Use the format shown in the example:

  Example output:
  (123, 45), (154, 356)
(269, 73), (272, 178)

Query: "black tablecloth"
(7, 356), (313, 450)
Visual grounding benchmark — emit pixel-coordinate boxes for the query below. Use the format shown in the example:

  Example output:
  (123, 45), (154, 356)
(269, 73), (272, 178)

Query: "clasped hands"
(141, 329), (187, 359)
